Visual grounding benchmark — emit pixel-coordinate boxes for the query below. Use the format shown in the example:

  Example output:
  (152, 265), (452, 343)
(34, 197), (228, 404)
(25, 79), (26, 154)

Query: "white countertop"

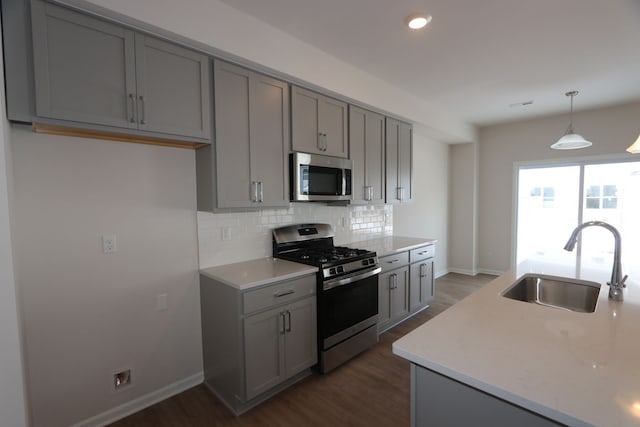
(392, 252), (640, 427)
(200, 257), (317, 290)
(347, 236), (437, 256)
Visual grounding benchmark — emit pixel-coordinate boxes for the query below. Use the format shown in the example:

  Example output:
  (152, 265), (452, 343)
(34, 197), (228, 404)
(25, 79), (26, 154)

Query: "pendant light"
(551, 91), (592, 150)
(626, 134), (640, 154)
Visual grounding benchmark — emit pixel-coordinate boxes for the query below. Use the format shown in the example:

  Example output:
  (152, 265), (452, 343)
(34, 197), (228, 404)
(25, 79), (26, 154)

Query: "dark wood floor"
(110, 273), (496, 427)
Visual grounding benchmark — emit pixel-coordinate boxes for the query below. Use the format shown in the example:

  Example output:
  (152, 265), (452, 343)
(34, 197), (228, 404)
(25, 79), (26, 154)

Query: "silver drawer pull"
(387, 259), (400, 264)
(418, 251), (430, 255)
(274, 289), (295, 298)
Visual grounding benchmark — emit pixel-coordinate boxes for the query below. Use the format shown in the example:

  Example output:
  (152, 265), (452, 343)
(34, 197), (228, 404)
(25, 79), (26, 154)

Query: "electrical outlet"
(113, 369), (131, 390)
(102, 235), (117, 253)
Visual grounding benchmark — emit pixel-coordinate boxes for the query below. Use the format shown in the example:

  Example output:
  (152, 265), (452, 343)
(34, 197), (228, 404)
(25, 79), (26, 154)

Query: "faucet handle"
(621, 275), (628, 288)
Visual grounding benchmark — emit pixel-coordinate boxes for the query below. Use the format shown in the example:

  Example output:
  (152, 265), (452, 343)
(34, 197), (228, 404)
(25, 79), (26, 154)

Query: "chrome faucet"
(563, 221), (628, 301)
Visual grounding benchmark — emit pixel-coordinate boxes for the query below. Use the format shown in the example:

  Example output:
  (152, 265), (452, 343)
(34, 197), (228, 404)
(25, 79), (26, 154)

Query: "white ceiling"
(218, 0), (640, 126)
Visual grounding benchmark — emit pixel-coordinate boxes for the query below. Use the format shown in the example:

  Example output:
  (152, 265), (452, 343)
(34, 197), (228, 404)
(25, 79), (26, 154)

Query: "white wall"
(394, 126), (449, 277)
(11, 126), (202, 427)
(448, 143), (477, 275)
(476, 101), (640, 273)
(0, 38), (28, 427)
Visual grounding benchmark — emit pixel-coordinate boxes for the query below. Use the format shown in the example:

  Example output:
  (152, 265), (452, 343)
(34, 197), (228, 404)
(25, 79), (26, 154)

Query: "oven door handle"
(323, 267), (381, 290)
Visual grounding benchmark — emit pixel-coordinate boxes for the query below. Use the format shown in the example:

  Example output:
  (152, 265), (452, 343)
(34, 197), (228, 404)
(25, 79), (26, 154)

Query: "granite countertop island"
(393, 252), (640, 427)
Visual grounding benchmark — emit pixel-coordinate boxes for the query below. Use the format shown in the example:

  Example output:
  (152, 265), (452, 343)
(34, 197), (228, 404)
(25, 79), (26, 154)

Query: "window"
(585, 184), (617, 209)
(516, 161), (640, 282)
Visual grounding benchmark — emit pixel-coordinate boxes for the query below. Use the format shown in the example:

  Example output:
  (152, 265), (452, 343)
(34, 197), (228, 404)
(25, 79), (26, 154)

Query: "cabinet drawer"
(379, 251), (409, 273)
(410, 245), (435, 263)
(243, 275), (316, 315)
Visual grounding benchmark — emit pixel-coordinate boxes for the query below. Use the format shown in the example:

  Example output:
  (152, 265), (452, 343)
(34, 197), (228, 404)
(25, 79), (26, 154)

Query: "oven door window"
(319, 274), (378, 340)
(300, 165), (343, 195)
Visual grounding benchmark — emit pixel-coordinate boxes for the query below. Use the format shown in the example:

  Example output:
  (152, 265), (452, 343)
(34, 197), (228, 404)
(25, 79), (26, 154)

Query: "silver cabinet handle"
(389, 273), (398, 289)
(274, 289), (295, 298)
(418, 250), (430, 256)
(139, 95), (146, 124)
(387, 259), (400, 264)
(364, 185), (373, 201)
(251, 181), (258, 202)
(128, 94), (136, 123)
(259, 181), (264, 202)
(280, 312), (286, 335)
(285, 310), (291, 332)
(420, 263), (427, 278)
(317, 133), (327, 151)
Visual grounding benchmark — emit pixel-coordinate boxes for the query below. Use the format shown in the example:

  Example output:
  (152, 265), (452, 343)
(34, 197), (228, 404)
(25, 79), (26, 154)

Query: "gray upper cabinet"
(30, 1), (210, 140)
(385, 118), (413, 204)
(349, 106), (385, 204)
(133, 35), (211, 139)
(197, 60), (288, 211)
(291, 86), (348, 158)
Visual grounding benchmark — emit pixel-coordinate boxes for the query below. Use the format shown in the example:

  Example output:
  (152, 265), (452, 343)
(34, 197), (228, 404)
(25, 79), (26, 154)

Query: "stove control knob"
(337, 266), (345, 274)
(329, 267), (337, 275)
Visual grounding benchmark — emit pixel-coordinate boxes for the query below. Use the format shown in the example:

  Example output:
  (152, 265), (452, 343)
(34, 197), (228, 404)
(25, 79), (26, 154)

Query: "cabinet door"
(397, 120), (413, 202)
(291, 86), (348, 158)
(385, 118), (399, 204)
(410, 260), (435, 311)
(378, 270), (393, 327)
(291, 86), (321, 154)
(213, 61), (253, 208)
(385, 118), (412, 204)
(421, 260), (435, 303)
(320, 96), (348, 158)
(409, 262), (422, 312)
(349, 106), (367, 203)
(31, 1), (137, 128)
(349, 106), (385, 204)
(135, 35), (211, 139)
(365, 110), (386, 203)
(244, 307), (286, 400)
(283, 297), (317, 378)
(250, 73), (289, 207)
(390, 266), (410, 319)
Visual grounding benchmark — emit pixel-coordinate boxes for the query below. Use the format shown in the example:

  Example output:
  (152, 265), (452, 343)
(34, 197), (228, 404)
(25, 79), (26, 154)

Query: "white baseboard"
(434, 270), (449, 279)
(446, 267), (477, 276)
(477, 268), (504, 276)
(71, 372), (204, 427)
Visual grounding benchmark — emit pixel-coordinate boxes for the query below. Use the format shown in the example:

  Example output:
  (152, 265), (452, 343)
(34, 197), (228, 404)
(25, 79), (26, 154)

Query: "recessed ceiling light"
(406, 14), (432, 30)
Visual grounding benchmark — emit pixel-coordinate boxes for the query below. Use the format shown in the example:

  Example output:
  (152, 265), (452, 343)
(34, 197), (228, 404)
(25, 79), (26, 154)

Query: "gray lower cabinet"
(200, 273), (317, 414)
(378, 251), (410, 332)
(30, 0), (211, 140)
(291, 86), (348, 158)
(409, 245), (435, 312)
(244, 296), (317, 400)
(386, 118), (413, 204)
(349, 106), (386, 204)
(197, 60), (289, 211)
(411, 364), (563, 427)
(378, 244), (436, 332)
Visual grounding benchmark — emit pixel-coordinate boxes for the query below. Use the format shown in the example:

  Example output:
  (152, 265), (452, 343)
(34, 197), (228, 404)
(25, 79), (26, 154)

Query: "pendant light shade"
(626, 134), (640, 154)
(551, 91), (592, 150)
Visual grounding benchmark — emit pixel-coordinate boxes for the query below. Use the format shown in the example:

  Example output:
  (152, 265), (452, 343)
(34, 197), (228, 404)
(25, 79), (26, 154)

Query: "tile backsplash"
(197, 203), (393, 267)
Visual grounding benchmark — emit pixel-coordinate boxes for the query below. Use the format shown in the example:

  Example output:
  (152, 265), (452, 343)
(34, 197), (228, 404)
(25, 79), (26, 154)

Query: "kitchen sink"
(502, 274), (600, 313)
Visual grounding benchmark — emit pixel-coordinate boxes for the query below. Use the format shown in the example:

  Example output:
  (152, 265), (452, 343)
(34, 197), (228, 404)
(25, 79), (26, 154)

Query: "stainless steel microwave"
(290, 152), (352, 202)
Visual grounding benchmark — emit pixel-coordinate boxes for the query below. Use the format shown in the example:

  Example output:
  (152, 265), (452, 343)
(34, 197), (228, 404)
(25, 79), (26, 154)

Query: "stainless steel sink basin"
(502, 274), (600, 313)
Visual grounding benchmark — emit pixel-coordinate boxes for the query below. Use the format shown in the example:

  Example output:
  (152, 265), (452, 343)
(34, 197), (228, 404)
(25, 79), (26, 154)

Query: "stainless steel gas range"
(273, 223), (381, 373)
